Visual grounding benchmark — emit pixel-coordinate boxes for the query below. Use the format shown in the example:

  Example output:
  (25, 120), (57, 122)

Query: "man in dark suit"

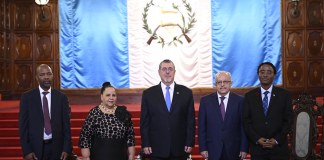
(140, 59), (195, 160)
(243, 62), (293, 160)
(198, 71), (248, 160)
(19, 64), (72, 160)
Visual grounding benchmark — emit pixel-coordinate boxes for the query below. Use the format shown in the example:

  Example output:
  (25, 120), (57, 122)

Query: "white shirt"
(39, 86), (52, 140)
(161, 82), (175, 103)
(261, 85), (273, 106)
(217, 92), (230, 111)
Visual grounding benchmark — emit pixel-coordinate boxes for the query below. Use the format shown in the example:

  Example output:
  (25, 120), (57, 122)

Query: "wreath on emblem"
(142, 0), (196, 47)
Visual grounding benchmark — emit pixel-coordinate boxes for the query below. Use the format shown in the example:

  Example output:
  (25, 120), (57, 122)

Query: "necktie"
(42, 91), (51, 135)
(165, 86), (171, 111)
(220, 96), (225, 120)
(262, 91), (269, 116)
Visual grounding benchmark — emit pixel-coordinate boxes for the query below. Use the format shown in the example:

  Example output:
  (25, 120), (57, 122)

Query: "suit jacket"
(243, 86), (292, 158)
(19, 88), (72, 159)
(198, 92), (248, 160)
(140, 83), (195, 158)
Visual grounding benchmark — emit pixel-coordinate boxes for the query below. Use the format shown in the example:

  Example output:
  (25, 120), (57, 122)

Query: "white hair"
(215, 71), (232, 81)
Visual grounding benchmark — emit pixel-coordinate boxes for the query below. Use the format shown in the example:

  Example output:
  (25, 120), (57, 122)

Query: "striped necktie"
(262, 91), (269, 116)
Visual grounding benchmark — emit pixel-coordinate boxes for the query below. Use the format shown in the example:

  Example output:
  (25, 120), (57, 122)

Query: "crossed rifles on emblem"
(146, 24), (192, 45)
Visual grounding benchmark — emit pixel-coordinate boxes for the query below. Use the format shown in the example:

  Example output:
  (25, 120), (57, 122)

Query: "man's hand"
(257, 137), (268, 147)
(24, 152), (38, 160)
(239, 151), (247, 160)
(258, 137), (277, 149)
(265, 138), (277, 148)
(143, 147), (152, 155)
(184, 146), (192, 153)
(60, 152), (68, 160)
(200, 151), (208, 159)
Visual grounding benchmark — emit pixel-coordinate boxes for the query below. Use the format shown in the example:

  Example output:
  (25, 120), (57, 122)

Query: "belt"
(43, 139), (52, 144)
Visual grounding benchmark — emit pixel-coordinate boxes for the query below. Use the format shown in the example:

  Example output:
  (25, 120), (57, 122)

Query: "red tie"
(220, 96), (225, 120)
(42, 91), (51, 135)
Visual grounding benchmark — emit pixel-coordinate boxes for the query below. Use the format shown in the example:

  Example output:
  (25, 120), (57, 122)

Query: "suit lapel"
(267, 86), (278, 115)
(50, 89), (56, 117)
(170, 84), (179, 113)
(255, 88), (265, 116)
(224, 93), (235, 122)
(34, 88), (44, 116)
(156, 84), (169, 113)
(210, 93), (223, 122)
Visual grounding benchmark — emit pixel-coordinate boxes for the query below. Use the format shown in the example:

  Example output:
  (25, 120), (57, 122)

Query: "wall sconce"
(291, 0), (300, 17)
(35, 0), (49, 21)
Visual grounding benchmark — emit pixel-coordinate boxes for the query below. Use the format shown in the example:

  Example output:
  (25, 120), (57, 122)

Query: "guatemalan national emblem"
(142, 0), (196, 47)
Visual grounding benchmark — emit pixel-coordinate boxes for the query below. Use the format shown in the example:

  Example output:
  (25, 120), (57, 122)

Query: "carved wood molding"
(308, 61), (324, 87)
(291, 93), (321, 159)
(14, 3), (33, 30)
(14, 64), (33, 91)
(307, 31), (324, 56)
(286, 61), (304, 88)
(307, 0), (323, 26)
(14, 34), (33, 60)
(286, 31), (304, 57)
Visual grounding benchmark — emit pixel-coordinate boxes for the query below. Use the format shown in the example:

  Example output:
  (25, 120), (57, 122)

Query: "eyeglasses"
(160, 67), (174, 72)
(216, 81), (231, 85)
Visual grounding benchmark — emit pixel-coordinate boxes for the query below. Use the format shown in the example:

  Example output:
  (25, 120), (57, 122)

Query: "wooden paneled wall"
(0, 0), (60, 99)
(0, 0), (323, 101)
(0, 0), (10, 97)
(282, 0), (324, 95)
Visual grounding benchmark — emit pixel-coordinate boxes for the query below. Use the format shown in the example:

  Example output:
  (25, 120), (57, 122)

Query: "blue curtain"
(59, 0), (129, 88)
(59, 0), (281, 89)
(211, 0), (282, 87)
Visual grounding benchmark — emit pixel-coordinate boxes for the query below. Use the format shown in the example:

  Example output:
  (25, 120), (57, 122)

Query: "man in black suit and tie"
(243, 62), (293, 160)
(19, 64), (72, 160)
(140, 59), (195, 160)
(198, 71), (248, 160)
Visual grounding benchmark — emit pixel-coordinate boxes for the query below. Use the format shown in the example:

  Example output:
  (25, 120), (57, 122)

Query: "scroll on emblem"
(144, 0), (195, 46)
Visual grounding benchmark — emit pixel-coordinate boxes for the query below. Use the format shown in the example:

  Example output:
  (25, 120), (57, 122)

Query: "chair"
(290, 93), (321, 159)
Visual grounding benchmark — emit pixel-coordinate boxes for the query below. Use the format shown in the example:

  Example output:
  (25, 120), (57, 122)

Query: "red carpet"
(0, 97), (323, 160)
(0, 101), (203, 160)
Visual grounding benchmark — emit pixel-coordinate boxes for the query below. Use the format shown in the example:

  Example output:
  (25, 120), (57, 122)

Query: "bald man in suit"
(19, 64), (72, 160)
(198, 71), (248, 160)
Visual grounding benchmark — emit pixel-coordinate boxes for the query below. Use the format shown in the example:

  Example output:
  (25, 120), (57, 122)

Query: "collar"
(160, 82), (175, 90)
(261, 85), (273, 94)
(39, 86), (51, 94)
(217, 92), (230, 99)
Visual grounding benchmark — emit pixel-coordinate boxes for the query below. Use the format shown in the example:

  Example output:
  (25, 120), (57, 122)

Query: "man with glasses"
(243, 62), (292, 160)
(140, 59), (195, 160)
(198, 71), (248, 160)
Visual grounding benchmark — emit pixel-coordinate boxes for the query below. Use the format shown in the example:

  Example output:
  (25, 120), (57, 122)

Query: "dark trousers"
(42, 142), (53, 160)
(220, 144), (230, 160)
(252, 156), (288, 160)
(150, 155), (187, 160)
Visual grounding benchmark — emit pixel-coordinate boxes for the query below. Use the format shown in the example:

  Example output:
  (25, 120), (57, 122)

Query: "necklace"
(100, 104), (117, 114)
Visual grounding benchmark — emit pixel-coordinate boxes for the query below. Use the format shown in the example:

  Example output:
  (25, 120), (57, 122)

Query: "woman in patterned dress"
(79, 82), (135, 160)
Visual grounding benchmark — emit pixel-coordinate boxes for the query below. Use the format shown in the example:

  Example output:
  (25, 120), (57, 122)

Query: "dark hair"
(100, 82), (114, 94)
(159, 59), (175, 70)
(115, 106), (132, 126)
(257, 62), (277, 75)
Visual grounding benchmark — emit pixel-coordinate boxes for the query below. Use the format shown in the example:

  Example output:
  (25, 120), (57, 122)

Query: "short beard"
(163, 78), (173, 84)
(40, 83), (51, 91)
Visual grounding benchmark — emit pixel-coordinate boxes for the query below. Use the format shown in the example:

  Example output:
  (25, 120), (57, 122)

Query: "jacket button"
(265, 122), (268, 125)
